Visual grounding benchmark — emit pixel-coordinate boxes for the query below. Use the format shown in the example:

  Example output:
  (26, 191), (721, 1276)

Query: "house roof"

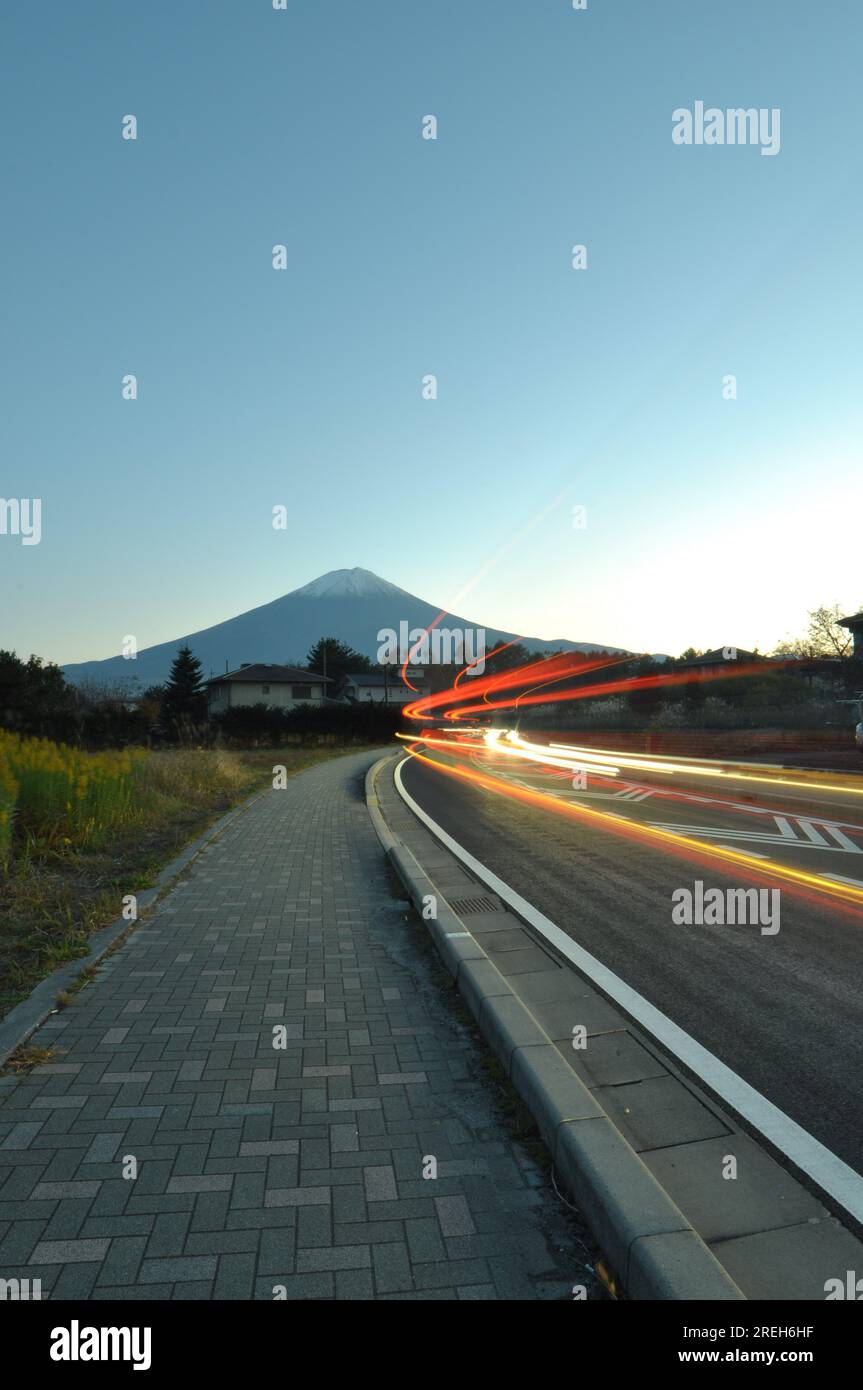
(345, 672), (392, 687)
(345, 672), (428, 688)
(676, 647), (763, 668)
(839, 612), (863, 630)
(205, 664), (330, 686)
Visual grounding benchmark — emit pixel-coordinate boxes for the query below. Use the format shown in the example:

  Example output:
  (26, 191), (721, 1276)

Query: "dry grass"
(1, 1045), (56, 1075)
(0, 743), (378, 1021)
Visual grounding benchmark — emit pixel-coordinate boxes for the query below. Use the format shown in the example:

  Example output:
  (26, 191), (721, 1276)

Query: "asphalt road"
(401, 743), (863, 1180)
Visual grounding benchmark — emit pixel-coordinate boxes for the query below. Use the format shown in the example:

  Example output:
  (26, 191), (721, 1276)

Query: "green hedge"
(212, 702), (404, 746)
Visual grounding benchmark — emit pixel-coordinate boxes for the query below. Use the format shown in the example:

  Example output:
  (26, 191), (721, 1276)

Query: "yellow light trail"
(401, 742), (863, 912)
(471, 730), (863, 799)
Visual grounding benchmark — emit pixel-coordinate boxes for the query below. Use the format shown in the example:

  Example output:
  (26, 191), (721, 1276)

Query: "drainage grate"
(449, 895), (500, 916)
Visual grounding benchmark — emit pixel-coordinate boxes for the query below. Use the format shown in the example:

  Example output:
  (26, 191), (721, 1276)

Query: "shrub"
(651, 701), (690, 729)
(0, 730), (145, 851)
(0, 760), (17, 868)
(212, 702), (403, 747)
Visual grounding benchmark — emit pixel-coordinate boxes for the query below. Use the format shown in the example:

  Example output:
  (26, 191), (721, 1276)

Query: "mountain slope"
(60, 567), (628, 688)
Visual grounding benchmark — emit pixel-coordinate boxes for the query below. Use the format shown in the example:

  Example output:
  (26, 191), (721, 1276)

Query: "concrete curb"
(0, 786), (270, 1070)
(366, 755), (744, 1301)
(365, 757), (398, 853)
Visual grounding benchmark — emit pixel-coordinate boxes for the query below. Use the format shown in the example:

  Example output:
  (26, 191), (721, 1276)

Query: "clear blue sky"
(2, 0), (860, 664)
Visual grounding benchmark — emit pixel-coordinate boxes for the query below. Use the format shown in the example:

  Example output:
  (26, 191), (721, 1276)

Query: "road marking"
(716, 846), (770, 858)
(648, 821), (861, 854)
(610, 784), (655, 802)
(407, 741), (863, 907)
(824, 873), (863, 889)
(493, 757), (863, 835)
(577, 784), (656, 803)
(394, 756), (863, 1226)
(587, 779), (863, 831)
(798, 820), (830, 846)
(825, 824), (863, 852)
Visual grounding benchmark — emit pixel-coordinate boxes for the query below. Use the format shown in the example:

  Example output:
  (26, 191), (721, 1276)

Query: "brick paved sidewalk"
(0, 750), (589, 1301)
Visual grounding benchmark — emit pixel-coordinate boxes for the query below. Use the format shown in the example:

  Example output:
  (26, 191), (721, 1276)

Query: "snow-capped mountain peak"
(61, 565), (628, 686)
(290, 568), (408, 600)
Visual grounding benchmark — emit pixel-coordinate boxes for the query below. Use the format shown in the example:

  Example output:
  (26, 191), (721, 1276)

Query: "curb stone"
(365, 755), (744, 1300)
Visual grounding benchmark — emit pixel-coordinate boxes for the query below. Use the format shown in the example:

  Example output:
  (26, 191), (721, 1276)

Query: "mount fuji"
(60, 568), (628, 689)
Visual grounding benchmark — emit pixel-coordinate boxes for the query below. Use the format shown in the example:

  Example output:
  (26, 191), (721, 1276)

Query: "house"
(675, 647), (763, 672)
(838, 612), (863, 659)
(343, 671), (430, 705)
(205, 664), (330, 714)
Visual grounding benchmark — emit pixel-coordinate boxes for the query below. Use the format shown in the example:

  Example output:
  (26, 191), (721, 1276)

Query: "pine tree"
(306, 637), (373, 696)
(161, 646), (207, 736)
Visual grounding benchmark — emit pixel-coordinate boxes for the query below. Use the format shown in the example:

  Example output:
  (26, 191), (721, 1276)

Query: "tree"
(161, 646), (207, 736)
(74, 675), (140, 710)
(623, 655), (665, 721)
(306, 637), (373, 696)
(483, 642), (534, 674)
(136, 685), (166, 729)
(0, 650), (76, 736)
(774, 604), (860, 660)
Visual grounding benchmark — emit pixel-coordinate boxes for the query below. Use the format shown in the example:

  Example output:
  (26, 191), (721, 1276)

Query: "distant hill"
(61, 567), (630, 689)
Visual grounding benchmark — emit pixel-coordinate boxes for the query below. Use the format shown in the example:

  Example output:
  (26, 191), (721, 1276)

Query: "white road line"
(798, 820), (830, 846)
(647, 823), (788, 839)
(824, 873), (863, 889)
(648, 823), (780, 838)
(826, 824), (863, 853)
(577, 786), (655, 803)
(774, 816), (797, 838)
(561, 777), (863, 832)
(648, 823), (857, 854)
(716, 846), (770, 858)
(394, 756), (863, 1226)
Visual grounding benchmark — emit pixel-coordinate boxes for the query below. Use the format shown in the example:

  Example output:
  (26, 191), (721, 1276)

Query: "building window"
(291, 684), (312, 699)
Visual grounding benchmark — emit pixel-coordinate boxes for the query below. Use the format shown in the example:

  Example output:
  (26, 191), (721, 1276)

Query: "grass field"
(0, 739), (383, 1022)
